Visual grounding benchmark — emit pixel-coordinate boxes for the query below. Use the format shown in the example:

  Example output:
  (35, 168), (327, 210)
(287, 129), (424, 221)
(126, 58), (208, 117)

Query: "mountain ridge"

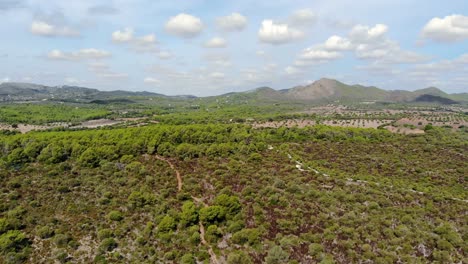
(1, 79), (466, 104)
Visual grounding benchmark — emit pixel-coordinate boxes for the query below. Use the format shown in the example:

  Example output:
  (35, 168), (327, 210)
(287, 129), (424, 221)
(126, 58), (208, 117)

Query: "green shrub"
(180, 253), (195, 264)
(53, 234), (71, 248)
(97, 229), (113, 240)
(0, 230), (29, 253)
(227, 251), (253, 264)
(36, 226), (54, 239)
(231, 228), (261, 246)
(99, 238), (118, 252)
(107, 211), (124, 221)
(180, 201), (198, 226)
(265, 246), (289, 264)
(158, 215), (176, 233)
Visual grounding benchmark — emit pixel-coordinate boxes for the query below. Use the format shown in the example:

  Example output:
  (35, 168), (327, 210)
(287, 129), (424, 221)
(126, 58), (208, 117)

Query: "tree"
(199, 206), (226, 224)
(158, 215), (176, 233)
(180, 201), (198, 227)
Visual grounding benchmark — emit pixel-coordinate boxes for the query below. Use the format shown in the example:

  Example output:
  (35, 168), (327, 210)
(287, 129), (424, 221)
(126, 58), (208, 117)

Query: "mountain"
(234, 78), (466, 104)
(1, 79), (466, 105)
(412, 94), (458, 104)
(0, 82), (166, 102)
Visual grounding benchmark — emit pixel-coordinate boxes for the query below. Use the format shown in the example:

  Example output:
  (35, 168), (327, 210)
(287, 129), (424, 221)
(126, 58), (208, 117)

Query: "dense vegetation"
(0, 104), (111, 125)
(0, 119), (466, 263)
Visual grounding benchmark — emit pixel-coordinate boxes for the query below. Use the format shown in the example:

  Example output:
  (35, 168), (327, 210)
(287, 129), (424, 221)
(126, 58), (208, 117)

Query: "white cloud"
(112, 28), (158, 52)
(216, 13), (247, 32)
(289, 8), (317, 26)
(204, 37), (227, 48)
(300, 48), (341, 60)
(421, 15), (468, 42)
(112, 27), (133, 42)
(324, 35), (353, 51)
(165, 13), (203, 38)
(48, 49), (111, 60)
(144, 77), (161, 85)
(98, 72), (128, 79)
(349, 24), (388, 42)
(258, 20), (304, 44)
(31, 20), (79, 37)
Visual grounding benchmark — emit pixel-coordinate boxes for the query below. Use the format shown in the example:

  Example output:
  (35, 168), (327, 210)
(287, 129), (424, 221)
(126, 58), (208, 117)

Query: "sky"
(0, 0), (467, 96)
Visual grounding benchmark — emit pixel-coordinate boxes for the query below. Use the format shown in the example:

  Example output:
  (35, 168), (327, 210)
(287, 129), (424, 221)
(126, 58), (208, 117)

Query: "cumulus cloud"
(258, 20), (304, 44)
(112, 28), (159, 52)
(349, 24), (388, 42)
(421, 15), (468, 42)
(31, 20), (79, 37)
(112, 27), (133, 42)
(299, 48), (342, 61)
(204, 37), (227, 48)
(47, 49), (111, 60)
(165, 13), (203, 38)
(216, 13), (247, 32)
(289, 8), (317, 26)
(324, 35), (353, 51)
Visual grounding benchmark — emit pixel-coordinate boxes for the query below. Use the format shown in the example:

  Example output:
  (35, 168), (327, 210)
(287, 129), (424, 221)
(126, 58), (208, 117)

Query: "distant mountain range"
(1, 79), (467, 104)
(223, 78), (467, 104)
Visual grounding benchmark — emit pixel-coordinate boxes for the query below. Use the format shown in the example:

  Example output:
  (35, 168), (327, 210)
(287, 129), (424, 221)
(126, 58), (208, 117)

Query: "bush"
(36, 226), (54, 239)
(53, 234), (71, 248)
(99, 238), (118, 252)
(180, 253), (196, 264)
(97, 229), (113, 240)
(199, 206), (226, 224)
(213, 194), (241, 218)
(0, 230), (29, 253)
(180, 201), (198, 227)
(265, 246), (289, 264)
(227, 251), (253, 264)
(231, 228), (261, 246)
(107, 211), (124, 221)
(158, 215), (176, 233)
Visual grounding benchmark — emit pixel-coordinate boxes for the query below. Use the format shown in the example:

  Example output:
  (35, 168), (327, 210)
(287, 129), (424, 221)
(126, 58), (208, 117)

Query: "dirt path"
(199, 221), (220, 264)
(154, 155), (182, 192)
(153, 155), (220, 263)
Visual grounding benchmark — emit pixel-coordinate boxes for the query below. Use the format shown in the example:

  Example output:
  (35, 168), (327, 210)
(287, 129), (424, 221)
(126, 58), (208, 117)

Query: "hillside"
(1, 79), (466, 105)
(227, 78), (466, 104)
(0, 83), (164, 102)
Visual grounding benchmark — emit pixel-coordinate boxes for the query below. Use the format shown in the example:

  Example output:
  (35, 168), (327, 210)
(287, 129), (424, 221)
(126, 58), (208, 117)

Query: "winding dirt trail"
(153, 155), (220, 263)
(154, 155), (182, 192)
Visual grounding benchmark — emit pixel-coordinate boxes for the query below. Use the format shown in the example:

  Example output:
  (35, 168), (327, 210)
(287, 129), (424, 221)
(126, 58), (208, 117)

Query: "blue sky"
(0, 0), (467, 95)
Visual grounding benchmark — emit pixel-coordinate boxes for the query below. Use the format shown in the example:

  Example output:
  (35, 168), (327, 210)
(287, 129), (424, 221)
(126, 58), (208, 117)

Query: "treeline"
(0, 104), (111, 125)
(0, 124), (396, 168)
